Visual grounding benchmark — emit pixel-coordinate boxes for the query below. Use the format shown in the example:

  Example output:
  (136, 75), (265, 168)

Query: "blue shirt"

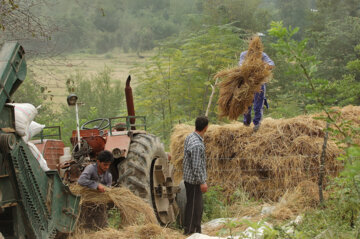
(238, 51), (275, 66)
(183, 132), (207, 184)
(78, 163), (112, 189)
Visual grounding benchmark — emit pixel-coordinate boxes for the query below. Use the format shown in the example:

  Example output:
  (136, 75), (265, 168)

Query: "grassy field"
(28, 51), (153, 105)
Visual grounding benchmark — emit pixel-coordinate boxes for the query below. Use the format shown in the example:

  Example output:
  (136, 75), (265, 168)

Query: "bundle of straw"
(216, 36), (272, 120)
(170, 105), (360, 200)
(70, 185), (158, 227)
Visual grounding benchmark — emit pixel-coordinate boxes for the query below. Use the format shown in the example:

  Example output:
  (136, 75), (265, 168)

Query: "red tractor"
(36, 76), (179, 225)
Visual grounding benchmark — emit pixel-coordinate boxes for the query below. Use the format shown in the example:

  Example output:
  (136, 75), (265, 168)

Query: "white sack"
(27, 141), (50, 171)
(22, 121), (45, 142)
(7, 103), (38, 136)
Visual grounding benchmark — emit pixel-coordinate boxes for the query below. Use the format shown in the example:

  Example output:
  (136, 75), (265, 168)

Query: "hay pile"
(216, 36), (272, 120)
(70, 185), (158, 227)
(170, 106), (360, 201)
(70, 224), (185, 239)
(270, 180), (321, 220)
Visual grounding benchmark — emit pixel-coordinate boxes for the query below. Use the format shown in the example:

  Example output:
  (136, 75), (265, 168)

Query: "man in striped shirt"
(183, 116), (209, 235)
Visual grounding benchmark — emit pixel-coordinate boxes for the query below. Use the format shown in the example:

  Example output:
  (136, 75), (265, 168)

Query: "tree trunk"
(205, 78), (219, 117)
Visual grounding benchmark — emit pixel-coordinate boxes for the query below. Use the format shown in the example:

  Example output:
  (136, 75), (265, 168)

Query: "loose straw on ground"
(70, 223), (185, 239)
(270, 180), (321, 220)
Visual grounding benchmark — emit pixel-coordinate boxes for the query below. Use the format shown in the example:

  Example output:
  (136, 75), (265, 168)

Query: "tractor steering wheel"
(81, 118), (110, 130)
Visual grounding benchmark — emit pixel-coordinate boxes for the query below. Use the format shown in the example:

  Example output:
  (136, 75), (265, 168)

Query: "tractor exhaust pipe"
(125, 75), (136, 130)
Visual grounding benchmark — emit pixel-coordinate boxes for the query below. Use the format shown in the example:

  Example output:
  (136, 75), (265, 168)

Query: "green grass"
(108, 208), (122, 229)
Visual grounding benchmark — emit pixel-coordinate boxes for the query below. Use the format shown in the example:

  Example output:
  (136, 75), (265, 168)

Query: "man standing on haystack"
(239, 34), (275, 132)
(183, 116), (209, 235)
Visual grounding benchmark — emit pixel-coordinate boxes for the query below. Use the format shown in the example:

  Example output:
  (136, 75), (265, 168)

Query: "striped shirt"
(183, 132), (207, 184)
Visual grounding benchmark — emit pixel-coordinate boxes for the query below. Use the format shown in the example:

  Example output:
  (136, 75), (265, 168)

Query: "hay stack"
(70, 224), (185, 239)
(170, 106), (360, 200)
(216, 36), (272, 120)
(70, 185), (158, 227)
(339, 105), (360, 124)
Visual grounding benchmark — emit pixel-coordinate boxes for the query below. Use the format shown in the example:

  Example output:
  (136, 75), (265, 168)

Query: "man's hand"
(200, 183), (208, 193)
(97, 183), (106, 192)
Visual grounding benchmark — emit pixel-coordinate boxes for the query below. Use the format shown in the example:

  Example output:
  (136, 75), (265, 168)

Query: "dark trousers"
(243, 84), (266, 126)
(184, 181), (203, 235)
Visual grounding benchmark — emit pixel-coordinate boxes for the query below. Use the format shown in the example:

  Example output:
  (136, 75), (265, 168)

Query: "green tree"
(201, 0), (273, 32)
(269, 21), (360, 236)
(346, 44), (360, 80)
(33, 0), (199, 54)
(12, 74), (57, 125)
(275, 0), (312, 38)
(133, 24), (245, 143)
(265, 17), (360, 118)
(312, 17), (360, 80)
(65, 67), (124, 119)
(306, 0), (360, 80)
(60, 67), (125, 146)
(269, 21), (360, 111)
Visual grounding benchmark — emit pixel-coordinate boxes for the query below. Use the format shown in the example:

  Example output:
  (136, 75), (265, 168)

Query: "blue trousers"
(243, 84), (266, 126)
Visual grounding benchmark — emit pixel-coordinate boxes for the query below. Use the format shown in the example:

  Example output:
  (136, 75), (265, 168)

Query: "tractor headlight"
(67, 94), (78, 106)
(112, 148), (122, 158)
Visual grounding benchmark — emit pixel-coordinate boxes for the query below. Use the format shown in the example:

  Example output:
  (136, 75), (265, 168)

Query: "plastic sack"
(27, 141), (50, 171)
(7, 103), (38, 136)
(22, 121), (45, 142)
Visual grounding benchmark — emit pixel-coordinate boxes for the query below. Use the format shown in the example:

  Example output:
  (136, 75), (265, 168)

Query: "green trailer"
(0, 42), (80, 238)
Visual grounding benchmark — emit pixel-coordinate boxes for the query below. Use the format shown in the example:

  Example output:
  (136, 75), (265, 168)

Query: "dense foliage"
(268, 21), (360, 238)
(132, 24), (245, 142)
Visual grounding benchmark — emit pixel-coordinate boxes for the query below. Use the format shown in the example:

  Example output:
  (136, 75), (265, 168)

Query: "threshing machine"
(0, 42), (80, 238)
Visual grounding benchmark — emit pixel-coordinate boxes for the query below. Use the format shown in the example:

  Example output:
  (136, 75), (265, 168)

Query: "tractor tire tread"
(117, 133), (166, 204)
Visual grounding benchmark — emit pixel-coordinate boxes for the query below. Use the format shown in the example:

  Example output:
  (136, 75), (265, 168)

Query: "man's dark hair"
(195, 116), (209, 131)
(97, 150), (114, 163)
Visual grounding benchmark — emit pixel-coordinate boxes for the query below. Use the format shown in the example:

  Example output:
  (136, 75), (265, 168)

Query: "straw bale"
(70, 224), (185, 239)
(70, 185), (158, 227)
(329, 105), (360, 125)
(216, 36), (272, 120)
(315, 105), (360, 145)
(170, 106), (360, 201)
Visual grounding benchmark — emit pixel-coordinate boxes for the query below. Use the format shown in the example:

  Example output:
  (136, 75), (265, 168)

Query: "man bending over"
(78, 150), (113, 192)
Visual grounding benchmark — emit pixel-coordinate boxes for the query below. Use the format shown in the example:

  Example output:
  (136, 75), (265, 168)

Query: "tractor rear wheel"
(117, 133), (179, 225)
